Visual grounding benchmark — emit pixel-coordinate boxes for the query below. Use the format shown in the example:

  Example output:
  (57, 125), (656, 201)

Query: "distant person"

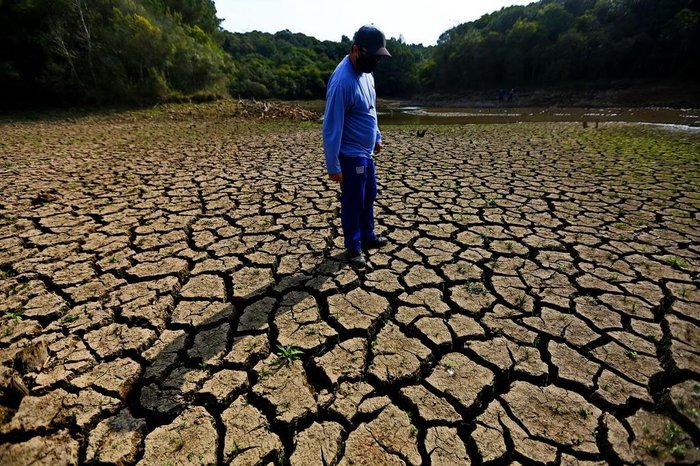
(322, 25), (391, 269)
(508, 88), (514, 102)
(498, 88), (505, 102)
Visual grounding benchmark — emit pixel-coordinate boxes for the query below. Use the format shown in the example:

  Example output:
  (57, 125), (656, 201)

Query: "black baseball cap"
(353, 25), (391, 57)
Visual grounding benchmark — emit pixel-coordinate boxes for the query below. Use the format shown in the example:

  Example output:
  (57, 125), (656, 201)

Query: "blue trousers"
(339, 156), (377, 252)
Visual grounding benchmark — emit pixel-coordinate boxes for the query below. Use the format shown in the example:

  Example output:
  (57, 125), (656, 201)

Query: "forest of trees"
(222, 30), (349, 100)
(1, 0), (698, 107)
(222, 31), (431, 99)
(0, 0), (232, 106)
(424, 0), (700, 92)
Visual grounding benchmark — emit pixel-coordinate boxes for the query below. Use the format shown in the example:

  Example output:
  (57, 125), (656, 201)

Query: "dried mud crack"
(1, 104), (699, 465)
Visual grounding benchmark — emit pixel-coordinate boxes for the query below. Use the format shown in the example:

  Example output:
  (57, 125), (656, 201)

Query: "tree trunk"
(75, 0), (97, 86)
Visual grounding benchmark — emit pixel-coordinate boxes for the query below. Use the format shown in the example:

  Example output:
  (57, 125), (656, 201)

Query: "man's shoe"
(365, 236), (388, 249)
(346, 250), (367, 268)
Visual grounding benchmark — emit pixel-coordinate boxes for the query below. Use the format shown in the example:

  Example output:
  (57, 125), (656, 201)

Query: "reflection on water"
(304, 98), (700, 129)
(375, 106), (700, 128)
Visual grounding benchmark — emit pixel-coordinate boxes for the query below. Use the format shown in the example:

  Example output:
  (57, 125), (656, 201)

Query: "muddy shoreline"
(397, 81), (700, 109)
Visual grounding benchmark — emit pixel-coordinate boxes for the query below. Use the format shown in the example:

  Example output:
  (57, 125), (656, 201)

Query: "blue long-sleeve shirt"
(322, 56), (382, 175)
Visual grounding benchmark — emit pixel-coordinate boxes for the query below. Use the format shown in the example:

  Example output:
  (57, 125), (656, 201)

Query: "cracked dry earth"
(1, 108), (699, 466)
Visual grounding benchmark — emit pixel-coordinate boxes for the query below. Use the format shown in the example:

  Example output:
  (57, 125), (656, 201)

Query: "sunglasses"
(360, 47), (382, 63)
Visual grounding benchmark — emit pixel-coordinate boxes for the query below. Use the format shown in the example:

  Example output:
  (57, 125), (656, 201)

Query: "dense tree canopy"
(0, 0), (231, 106)
(220, 31), (432, 99)
(424, 0), (700, 91)
(222, 30), (349, 99)
(1, 0), (698, 107)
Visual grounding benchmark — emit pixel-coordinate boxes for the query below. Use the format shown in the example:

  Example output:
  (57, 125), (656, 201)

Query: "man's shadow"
(115, 245), (357, 462)
(136, 250), (349, 413)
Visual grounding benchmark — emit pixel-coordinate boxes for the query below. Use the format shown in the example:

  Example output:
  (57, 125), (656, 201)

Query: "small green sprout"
(61, 314), (79, 323)
(664, 256), (688, 269)
(4, 311), (23, 321)
(465, 282), (486, 295)
(275, 344), (303, 365)
(670, 445), (686, 459)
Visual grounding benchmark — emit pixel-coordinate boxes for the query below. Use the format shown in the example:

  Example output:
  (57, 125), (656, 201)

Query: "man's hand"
(328, 172), (343, 184)
(374, 141), (382, 155)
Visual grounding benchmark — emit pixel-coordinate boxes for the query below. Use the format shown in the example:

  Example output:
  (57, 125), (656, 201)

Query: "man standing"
(323, 25), (391, 268)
